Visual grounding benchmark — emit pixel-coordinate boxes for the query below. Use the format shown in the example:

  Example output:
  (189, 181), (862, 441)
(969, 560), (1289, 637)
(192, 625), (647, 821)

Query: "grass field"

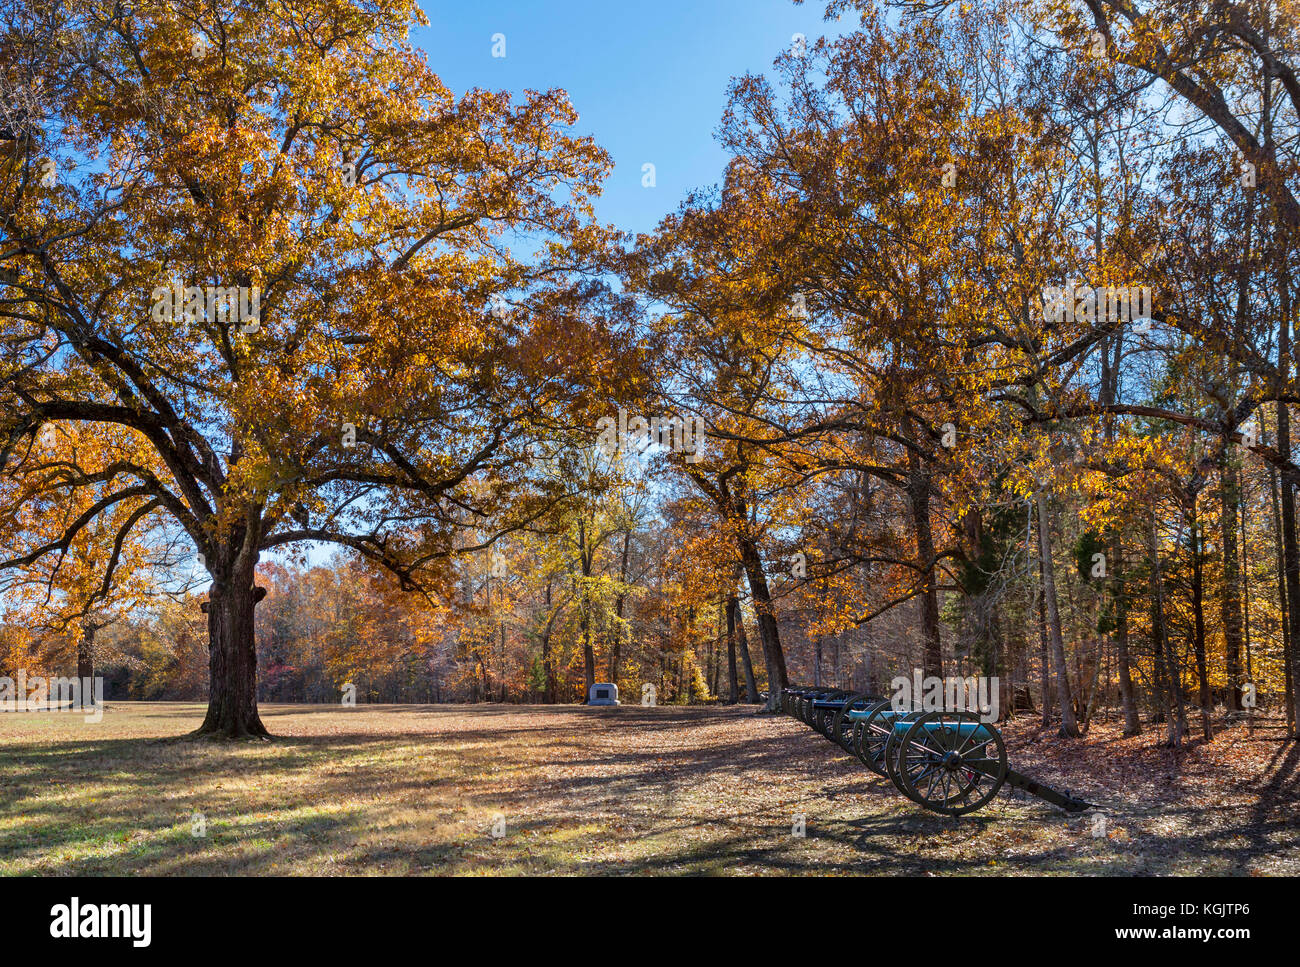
(1, 702), (1297, 875)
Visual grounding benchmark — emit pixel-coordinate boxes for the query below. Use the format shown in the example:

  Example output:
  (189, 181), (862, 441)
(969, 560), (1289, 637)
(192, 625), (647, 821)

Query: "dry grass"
(1, 702), (1296, 875)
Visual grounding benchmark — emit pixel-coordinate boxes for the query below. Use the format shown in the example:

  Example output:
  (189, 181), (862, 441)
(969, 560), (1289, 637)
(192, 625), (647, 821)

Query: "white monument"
(588, 682), (620, 706)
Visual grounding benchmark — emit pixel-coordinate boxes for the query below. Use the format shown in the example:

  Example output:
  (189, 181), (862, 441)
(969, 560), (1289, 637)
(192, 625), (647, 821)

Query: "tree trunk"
(1112, 539), (1141, 735)
(908, 470), (943, 678)
(77, 621), (95, 687)
(726, 594), (741, 704)
(542, 584), (558, 704)
(1269, 438), (1294, 730)
(1192, 526), (1212, 741)
(607, 530), (631, 686)
(1281, 301), (1300, 737)
(1038, 560), (1052, 727)
(576, 519), (596, 694)
(1035, 491), (1078, 737)
(1220, 452), (1245, 712)
(1149, 512), (1184, 746)
(194, 577), (269, 739)
(736, 602), (760, 703)
(738, 534), (787, 707)
(581, 607), (596, 694)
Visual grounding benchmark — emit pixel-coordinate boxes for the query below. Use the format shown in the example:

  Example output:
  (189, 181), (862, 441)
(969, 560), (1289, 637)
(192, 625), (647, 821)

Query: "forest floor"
(1, 702), (1297, 875)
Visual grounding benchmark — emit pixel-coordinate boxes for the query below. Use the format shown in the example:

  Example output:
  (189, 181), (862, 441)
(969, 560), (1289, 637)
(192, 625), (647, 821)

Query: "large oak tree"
(0, 0), (612, 736)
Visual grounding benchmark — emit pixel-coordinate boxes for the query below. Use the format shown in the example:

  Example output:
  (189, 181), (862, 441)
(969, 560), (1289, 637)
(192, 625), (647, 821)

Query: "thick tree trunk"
(1278, 400), (1300, 737)
(1269, 447), (1294, 731)
(194, 579), (269, 739)
(1278, 279), (1299, 736)
(738, 534), (787, 708)
(1035, 491), (1078, 737)
(908, 471), (943, 679)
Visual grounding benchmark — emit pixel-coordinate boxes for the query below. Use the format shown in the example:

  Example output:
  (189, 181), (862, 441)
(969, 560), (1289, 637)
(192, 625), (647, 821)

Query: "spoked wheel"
(897, 711), (1008, 816)
(855, 702), (901, 775)
(830, 693), (876, 752)
(883, 710), (925, 798)
(818, 706), (840, 740)
(817, 693), (851, 740)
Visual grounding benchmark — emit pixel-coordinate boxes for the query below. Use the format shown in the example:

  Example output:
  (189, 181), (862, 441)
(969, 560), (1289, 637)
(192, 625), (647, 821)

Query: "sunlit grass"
(1, 702), (1294, 875)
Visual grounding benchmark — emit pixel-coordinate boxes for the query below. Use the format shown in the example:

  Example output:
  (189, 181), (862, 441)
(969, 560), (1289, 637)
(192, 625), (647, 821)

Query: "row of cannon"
(781, 686), (1094, 816)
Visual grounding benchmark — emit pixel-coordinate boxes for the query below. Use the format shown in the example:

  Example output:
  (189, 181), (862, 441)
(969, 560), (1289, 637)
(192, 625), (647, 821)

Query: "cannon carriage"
(780, 686), (1094, 817)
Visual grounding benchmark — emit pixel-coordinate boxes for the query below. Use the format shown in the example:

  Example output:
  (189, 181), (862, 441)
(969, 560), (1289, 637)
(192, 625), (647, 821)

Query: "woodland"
(2, 0), (1299, 754)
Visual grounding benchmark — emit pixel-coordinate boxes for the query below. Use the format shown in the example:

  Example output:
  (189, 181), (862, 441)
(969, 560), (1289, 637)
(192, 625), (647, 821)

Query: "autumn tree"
(0, 0), (611, 736)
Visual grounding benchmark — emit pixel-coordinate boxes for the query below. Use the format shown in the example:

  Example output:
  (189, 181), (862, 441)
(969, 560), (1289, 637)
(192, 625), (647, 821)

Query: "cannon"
(780, 686), (1094, 816)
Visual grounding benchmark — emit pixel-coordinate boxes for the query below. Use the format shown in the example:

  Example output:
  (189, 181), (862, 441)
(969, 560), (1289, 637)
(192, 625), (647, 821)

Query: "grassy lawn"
(1, 702), (1297, 875)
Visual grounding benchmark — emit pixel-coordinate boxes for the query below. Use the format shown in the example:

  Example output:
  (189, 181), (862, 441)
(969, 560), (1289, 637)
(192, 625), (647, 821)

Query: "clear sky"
(412, 0), (842, 236)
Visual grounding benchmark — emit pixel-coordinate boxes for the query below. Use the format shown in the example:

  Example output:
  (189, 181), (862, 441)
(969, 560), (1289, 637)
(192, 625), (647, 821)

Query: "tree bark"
(194, 577), (269, 739)
(1035, 491), (1079, 737)
(738, 534), (787, 707)
(1192, 525), (1212, 741)
(1281, 286), (1300, 737)
(1269, 434), (1294, 730)
(736, 600), (760, 703)
(908, 469), (943, 679)
(1038, 559), (1052, 727)
(1112, 540), (1141, 735)
(726, 594), (741, 704)
(77, 621), (95, 687)
(607, 530), (631, 686)
(1149, 512), (1185, 746)
(541, 581), (557, 704)
(1220, 453), (1245, 712)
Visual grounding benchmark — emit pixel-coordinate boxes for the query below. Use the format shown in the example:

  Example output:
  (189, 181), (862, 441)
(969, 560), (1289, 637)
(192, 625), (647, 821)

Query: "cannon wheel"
(883, 710), (926, 799)
(848, 700), (892, 770)
(857, 701), (904, 776)
(810, 692), (846, 734)
(800, 696), (818, 727)
(830, 693), (875, 751)
(897, 711), (1008, 816)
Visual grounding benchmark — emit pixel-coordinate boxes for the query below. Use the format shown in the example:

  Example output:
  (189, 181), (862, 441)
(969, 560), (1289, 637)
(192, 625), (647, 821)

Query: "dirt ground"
(1, 702), (1296, 875)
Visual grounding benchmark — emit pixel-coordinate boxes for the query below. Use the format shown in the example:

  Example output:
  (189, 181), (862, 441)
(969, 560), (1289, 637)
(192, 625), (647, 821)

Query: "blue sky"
(413, 0), (842, 236)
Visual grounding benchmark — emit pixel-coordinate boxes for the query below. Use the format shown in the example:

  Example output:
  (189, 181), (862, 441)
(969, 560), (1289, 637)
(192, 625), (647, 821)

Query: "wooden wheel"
(832, 696), (883, 759)
(897, 711), (1008, 816)
(855, 701), (901, 775)
(883, 710), (925, 798)
(832, 694), (880, 755)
